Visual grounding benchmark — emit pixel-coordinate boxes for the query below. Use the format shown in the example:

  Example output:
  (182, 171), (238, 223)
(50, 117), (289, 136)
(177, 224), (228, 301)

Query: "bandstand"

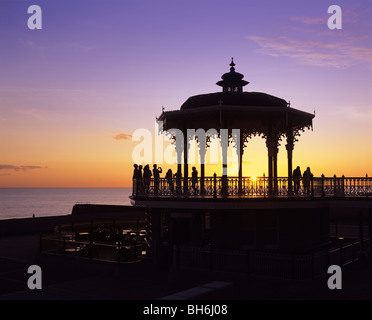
(156, 58), (314, 197)
(131, 60), (372, 271)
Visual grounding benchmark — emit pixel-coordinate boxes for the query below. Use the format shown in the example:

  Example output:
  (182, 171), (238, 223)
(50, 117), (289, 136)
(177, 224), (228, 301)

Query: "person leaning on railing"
(133, 164), (138, 192)
(192, 166), (198, 194)
(143, 165), (152, 194)
(303, 167), (312, 194)
(133, 164), (145, 195)
(133, 164), (139, 194)
(138, 165), (143, 193)
(166, 169), (174, 193)
(293, 166), (302, 194)
(153, 164), (162, 195)
(174, 170), (182, 195)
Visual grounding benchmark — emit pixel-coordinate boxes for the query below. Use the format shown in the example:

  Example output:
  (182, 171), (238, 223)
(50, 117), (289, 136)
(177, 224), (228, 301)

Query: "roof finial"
(230, 57), (235, 71)
(216, 57), (249, 91)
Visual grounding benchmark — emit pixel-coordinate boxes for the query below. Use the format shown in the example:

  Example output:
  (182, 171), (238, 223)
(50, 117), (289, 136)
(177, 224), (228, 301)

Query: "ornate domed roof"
(180, 92), (288, 110)
(180, 58), (288, 110)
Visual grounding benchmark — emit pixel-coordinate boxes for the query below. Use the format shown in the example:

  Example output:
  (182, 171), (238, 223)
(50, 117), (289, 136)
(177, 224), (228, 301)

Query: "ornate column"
(197, 136), (207, 196)
(266, 122), (279, 196)
(183, 128), (190, 195)
(273, 143), (279, 195)
(220, 129), (229, 196)
(238, 133), (244, 194)
(231, 130), (244, 195)
(286, 128), (294, 195)
(175, 132), (184, 195)
(266, 140), (275, 195)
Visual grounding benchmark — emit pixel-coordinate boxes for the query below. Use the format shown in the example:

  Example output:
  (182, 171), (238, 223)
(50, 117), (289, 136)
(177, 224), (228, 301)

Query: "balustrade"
(132, 174), (372, 198)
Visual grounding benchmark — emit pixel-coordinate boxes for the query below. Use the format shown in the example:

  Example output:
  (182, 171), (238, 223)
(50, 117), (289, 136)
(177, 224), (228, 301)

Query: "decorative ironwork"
(293, 124), (312, 144)
(132, 175), (372, 199)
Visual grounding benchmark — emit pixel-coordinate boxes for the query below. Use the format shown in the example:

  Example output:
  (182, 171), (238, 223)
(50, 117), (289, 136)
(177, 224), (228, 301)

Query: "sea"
(0, 188), (133, 220)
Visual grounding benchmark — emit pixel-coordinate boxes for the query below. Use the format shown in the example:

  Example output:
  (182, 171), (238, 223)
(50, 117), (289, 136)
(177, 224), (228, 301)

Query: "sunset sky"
(1, 0), (371, 187)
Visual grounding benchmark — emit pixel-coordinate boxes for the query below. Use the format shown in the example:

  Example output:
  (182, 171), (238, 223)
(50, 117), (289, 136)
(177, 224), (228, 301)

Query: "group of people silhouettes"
(292, 166), (313, 194)
(165, 168), (184, 194)
(133, 164), (163, 194)
(133, 164), (199, 195)
(133, 163), (311, 196)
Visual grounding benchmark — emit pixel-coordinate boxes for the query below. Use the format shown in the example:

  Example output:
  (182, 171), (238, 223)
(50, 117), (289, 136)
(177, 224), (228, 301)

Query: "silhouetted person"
(303, 167), (312, 194)
(165, 169), (174, 193)
(138, 165), (143, 193)
(143, 165), (152, 194)
(174, 170), (182, 195)
(133, 164), (139, 194)
(191, 166), (198, 194)
(153, 164), (162, 195)
(133, 164), (138, 178)
(293, 166), (302, 194)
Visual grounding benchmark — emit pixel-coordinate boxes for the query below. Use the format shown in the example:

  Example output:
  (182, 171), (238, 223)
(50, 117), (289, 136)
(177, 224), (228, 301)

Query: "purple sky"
(1, 0), (371, 186)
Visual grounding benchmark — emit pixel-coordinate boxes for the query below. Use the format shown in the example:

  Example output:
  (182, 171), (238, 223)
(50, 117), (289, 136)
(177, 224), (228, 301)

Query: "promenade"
(1, 231), (372, 300)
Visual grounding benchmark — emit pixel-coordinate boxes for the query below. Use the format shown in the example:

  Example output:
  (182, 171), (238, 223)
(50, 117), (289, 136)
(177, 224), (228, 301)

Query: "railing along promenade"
(175, 236), (370, 280)
(132, 174), (372, 198)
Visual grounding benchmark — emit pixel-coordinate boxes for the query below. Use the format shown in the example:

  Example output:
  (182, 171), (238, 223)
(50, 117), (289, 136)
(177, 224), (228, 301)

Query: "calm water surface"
(0, 188), (132, 219)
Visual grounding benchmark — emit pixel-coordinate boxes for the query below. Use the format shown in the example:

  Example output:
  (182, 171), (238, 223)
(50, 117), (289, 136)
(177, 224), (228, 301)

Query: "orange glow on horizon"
(1, 128), (371, 188)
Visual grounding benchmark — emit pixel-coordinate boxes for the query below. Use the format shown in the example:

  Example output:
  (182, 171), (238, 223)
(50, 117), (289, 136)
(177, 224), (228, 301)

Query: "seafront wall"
(0, 204), (146, 236)
(71, 203), (145, 220)
(0, 215), (73, 236)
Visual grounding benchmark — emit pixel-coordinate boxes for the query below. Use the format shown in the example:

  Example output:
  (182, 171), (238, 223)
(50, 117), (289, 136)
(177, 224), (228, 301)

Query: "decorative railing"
(132, 174), (372, 198)
(175, 236), (370, 279)
(41, 234), (145, 263)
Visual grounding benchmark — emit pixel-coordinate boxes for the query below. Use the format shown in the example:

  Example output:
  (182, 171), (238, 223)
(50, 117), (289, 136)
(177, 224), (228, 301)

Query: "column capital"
(285, 143), (294, 151)
(266, 140), (278, 157)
